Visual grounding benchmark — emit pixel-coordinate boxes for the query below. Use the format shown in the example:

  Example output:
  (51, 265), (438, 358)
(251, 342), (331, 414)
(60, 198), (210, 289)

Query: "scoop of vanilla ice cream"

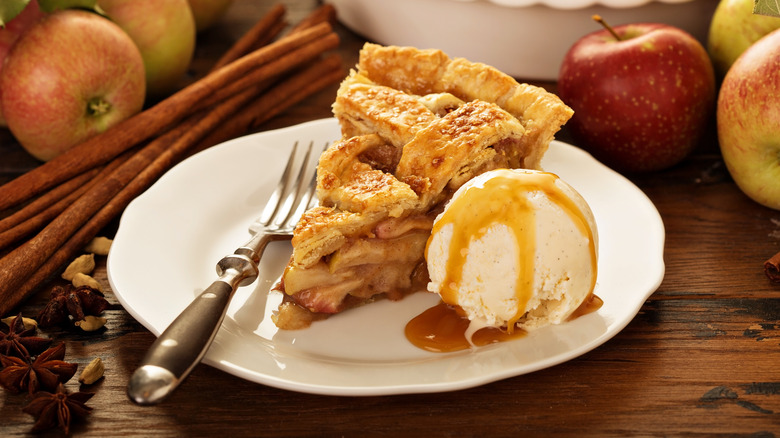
(425, 168), (598, 332)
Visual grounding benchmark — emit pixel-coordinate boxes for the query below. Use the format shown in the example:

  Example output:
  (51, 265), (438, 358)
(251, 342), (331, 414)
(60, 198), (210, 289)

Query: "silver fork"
(127, 140), (322, 405)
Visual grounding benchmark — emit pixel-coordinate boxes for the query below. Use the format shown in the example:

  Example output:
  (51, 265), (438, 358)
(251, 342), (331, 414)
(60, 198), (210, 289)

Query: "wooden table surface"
(2, 1), (780, 436)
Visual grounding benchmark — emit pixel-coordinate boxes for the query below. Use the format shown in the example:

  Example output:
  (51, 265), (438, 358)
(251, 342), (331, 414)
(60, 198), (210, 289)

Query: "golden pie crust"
(272, 43), (573, 329)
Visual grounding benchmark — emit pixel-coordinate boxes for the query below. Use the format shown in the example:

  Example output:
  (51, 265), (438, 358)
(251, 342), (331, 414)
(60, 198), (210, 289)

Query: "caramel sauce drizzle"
(407, 170), (599, 353)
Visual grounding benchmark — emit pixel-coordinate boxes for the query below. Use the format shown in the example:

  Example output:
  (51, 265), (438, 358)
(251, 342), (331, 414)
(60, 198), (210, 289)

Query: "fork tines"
(259, 141), (327, 231)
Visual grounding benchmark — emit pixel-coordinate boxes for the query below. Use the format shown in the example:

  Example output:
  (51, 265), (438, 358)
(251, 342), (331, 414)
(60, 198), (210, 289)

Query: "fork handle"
(127, 254), (257, 405)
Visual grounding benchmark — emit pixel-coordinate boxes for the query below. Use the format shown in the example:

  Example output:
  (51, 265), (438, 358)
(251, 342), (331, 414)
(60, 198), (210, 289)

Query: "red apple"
(0, 0), (45, 126)
(0, 9), (146, 161)
(717, 28), (780, 210)
(187, 0), (234, 32)
(99, 0), (196, 98)
(558, 19), (716, 173)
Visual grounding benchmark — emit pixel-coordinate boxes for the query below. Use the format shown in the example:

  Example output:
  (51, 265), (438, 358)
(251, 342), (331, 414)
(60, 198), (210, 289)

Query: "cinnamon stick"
(194, 30), (339, 111)
(0, 83), (267, 315)
(0, 185), (91, 252)
(249, 56), (344, 128)
(217, 2), (335, 70)
(288, 4), (336, 35)
(212, 4), (287, 71)
(0, 168), (98, 234)
(764, 250), (780, 283)
(203, 3), (336, 106)
(255, 19), (288, 51)
(0, 22), (336, 212)
(195, 54), (344, 150)
(0, 151), (131, 252)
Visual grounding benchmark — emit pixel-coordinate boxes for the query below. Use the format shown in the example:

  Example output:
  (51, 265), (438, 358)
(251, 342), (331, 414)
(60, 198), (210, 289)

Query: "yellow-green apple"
(0, 0), (45, 127)
(0, 9), (145, 161)
(708, 0), (780, 79)
(717, 29), (780, 210)
(99, 0), (196, 98)
(187, 0), (234, 32)
(558, 20), (716, 173)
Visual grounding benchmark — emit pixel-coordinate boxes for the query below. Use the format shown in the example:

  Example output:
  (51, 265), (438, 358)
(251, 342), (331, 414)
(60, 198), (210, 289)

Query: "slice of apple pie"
(272, 43), (573, 330)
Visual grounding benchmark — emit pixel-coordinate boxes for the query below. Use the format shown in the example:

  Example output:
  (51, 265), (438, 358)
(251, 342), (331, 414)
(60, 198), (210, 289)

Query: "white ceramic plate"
(108, 118), (665, 396)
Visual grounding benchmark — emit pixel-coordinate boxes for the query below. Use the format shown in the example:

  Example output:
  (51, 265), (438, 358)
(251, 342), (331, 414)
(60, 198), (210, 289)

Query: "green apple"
(708, 0), (780, 78)
(717, 29), (780, 210)
(0, 9), (145, 161)
(99, 0), (196, 98)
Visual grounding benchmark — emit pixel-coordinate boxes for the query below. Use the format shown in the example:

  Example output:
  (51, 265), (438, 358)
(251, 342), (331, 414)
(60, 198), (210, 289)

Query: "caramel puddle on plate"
(405, 295), (602, 353)
(404, 301), (525, 353)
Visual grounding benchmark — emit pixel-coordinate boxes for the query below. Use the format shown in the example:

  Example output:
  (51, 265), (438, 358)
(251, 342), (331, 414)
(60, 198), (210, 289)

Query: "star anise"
(0, 313), (51, 359)
(0, 342), (77, 394)
(23, 383), (94, 434)
(37, 285), (110, 328)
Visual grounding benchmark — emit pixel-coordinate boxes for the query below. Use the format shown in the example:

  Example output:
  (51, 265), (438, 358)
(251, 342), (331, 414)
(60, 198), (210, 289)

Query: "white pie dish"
(107, 118), (666, 396)
(325, 0), (717, 80)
